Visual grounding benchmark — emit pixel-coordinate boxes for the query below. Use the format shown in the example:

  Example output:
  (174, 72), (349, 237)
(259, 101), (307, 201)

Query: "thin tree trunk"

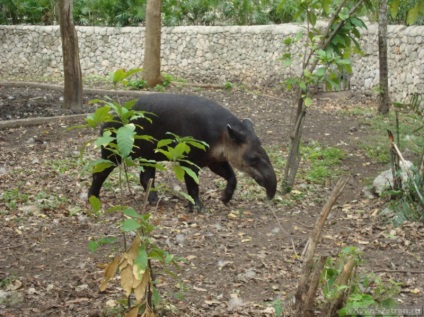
(378, 0), (390, 114)
(59, 0), (82, 111)
(143, 0), (162, 88)
(282, 94), (306, 193)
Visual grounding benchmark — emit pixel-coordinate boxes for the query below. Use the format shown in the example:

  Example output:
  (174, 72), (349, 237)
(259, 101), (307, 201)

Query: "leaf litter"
(0, 86), (423, 316)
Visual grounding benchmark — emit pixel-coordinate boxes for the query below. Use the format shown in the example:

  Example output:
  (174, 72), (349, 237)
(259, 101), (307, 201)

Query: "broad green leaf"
(350, 17), (366, 28)
(172, 142), (189, 160)
(134, 134), (155, 143)
(92, 160), (116, 173)
(186, 140), (208, 150)
(173, 164), (185, 182)
(155, 148), (173, 160)
(95, 131), (115, 148)
(304, 96), (312, 107)
(316, 49), (326, 59)
(134, 246), (148, 278)
(182, 166), (199, 184)
(315, 67), (326, 77)
(407, 6), (419, 25)
(117, 124), (135, 158)
(157, 139), (173, 149)
(148, 248), (166, 262)
(112, 69), (126, 85)
(121, 219), (142, 232)
(336, 59), (351, 66)
(322, 0), (331, 14)
(86, 105), (113, 127)
(339, 7), (349, 20)
(165, 253), (174, 264)
(89, 195), (101, 213)
(123, 208), (143, 219)
(307, 10), (317, 26)
(299, 81), (307, 92)
(178, 191), (195, 204)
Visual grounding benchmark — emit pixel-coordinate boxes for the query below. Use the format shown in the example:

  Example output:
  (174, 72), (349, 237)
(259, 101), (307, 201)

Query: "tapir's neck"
(209, 133), (244, 170)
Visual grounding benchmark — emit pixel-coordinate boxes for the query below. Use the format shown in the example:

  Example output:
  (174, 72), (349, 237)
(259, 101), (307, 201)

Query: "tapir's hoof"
(187, 201), (205, 213)
(221, 191), (233, 205)
(147, 192), (159, 205)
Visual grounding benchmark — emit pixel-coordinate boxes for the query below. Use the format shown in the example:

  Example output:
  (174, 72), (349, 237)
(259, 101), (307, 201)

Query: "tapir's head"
(225, 119), (277, 200)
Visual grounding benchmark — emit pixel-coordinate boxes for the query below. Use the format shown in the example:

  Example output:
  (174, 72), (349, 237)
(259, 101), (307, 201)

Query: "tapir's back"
(134, 93), (239, 142)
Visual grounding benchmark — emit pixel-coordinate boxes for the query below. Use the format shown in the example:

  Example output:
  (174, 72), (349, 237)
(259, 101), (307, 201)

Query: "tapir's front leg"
(208, 161), (237, 204)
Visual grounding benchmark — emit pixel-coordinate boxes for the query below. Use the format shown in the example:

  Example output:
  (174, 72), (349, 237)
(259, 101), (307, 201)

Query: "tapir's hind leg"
(208, 161), (237, 204)
(140, 167), (158, 204)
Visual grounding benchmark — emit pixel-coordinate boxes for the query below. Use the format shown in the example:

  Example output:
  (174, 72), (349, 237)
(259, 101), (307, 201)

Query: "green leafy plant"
(74, 69), (208, 315)
(224, 81), (234, 90)
(279, 0), (370, 193)
(321, 247), (400, 317)
(110, 68), (142, 88)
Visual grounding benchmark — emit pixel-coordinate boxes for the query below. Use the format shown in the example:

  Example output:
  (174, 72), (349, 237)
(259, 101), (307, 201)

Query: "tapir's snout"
(253, 161), (277, 200)
(265, 175), (277, 199)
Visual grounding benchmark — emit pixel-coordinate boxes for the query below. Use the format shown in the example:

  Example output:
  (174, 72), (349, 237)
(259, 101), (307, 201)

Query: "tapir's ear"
(227, 124), (246, 143)
(242, 118), (254, 131)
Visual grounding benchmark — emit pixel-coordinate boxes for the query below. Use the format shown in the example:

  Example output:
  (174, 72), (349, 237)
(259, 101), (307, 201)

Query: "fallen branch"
(293, 176), (350, 317)
(0, 113), (88, 130)
(0, 81), (153, 97)
(170, 82), (226, 89)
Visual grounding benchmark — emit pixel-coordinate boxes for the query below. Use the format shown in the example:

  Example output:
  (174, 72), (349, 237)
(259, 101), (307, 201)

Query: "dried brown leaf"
(125, 236), (141, 265)
(134, 269), (150, 302)
(99, 256), (120, 292)
(125, 306), (139, 317)
(120, 264), (135, 297)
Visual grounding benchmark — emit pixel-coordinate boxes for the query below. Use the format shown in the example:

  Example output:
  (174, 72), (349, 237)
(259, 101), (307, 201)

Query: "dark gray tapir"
(88, 93), (277, 211)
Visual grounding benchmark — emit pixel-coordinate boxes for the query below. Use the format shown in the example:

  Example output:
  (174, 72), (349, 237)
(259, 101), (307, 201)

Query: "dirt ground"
(0, 84), (423, 317)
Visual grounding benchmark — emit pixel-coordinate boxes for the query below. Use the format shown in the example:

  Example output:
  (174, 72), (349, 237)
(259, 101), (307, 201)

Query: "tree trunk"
(143, 0), (162, 88)
(282, 94), (306, 193)
(378, 0), (390, 115)
(59, 0), (82, 111)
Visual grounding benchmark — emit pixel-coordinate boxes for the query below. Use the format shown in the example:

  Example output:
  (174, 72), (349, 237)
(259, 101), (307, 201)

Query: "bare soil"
(0, 84), (423, 317)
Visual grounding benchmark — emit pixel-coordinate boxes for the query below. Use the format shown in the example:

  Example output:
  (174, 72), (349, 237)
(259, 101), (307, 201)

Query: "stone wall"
(0, 24), (422, 102)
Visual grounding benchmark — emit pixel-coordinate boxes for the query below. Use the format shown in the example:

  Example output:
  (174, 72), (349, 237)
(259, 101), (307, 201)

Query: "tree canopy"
(2, 0), (421, 26)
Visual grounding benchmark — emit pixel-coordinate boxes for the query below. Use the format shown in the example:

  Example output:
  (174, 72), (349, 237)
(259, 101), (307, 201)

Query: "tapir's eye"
(247, 155), (259, 166)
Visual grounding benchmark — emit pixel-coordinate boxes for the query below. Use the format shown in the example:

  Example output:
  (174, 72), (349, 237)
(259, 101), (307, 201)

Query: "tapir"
(88, 93), (277, 211)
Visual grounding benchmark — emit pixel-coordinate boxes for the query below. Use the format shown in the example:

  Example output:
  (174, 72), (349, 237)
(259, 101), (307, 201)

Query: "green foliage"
(389, 0), (424, 25)
(0, 0), (55, 24)
(73, 69), (209, 314)
(321, 247), (400, 317)
(0, 0), (311, 26)
(224, 81), (234, 90)
(301, 143), (346, 184)
(383, 166), (424, 225)
(379, 97), (424, 225)
(356, 98), (424, 164)
(88, 236), (118, 253)
(110, 68), (142, 88)
(1, 188), (28, 210)
(280, 0), (368, 102)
